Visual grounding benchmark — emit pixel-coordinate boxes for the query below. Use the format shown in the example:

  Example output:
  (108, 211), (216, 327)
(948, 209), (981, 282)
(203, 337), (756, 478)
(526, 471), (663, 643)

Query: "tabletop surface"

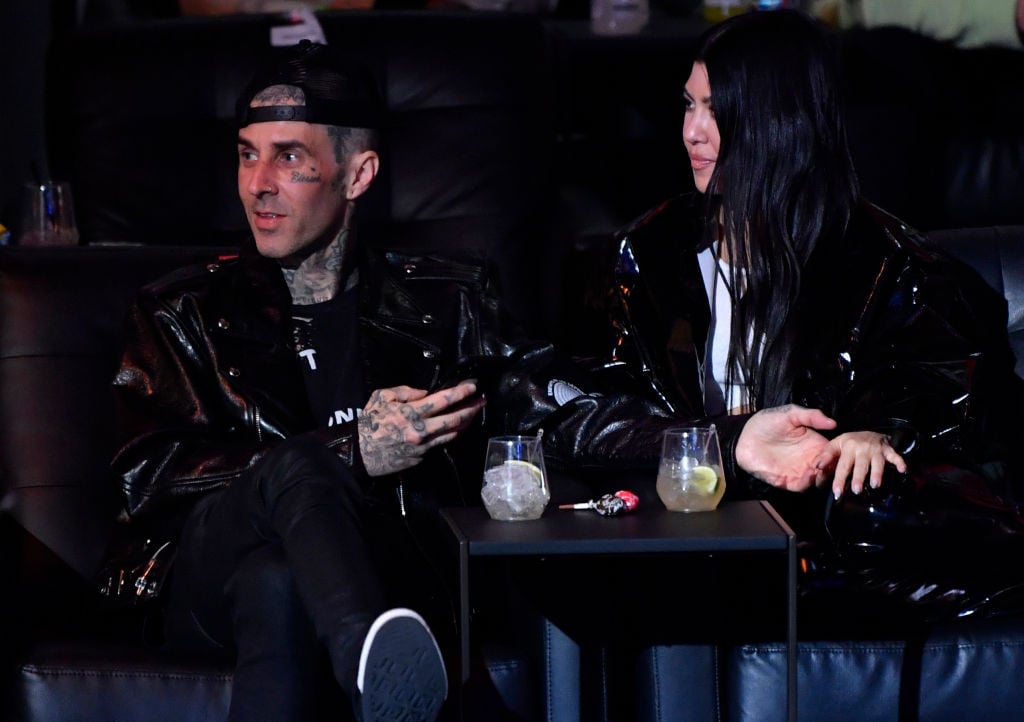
(441, 499), (793, 556)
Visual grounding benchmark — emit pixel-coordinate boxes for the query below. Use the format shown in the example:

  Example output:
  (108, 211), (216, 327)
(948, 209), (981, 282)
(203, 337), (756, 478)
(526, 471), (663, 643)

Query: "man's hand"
(358, 381), (485, 477)
(734, 404), (837, 492)
(814, 431), (907, 499)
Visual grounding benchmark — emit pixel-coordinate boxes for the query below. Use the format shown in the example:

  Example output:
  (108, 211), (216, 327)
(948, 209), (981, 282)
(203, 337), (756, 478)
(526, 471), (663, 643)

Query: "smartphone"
(433, 355), (512, 393)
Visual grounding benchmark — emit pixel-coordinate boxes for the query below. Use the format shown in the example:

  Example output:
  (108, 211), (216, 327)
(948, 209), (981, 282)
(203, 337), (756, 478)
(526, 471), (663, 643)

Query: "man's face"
(682, 62), (719, 195)
(237, 117), (351, 262)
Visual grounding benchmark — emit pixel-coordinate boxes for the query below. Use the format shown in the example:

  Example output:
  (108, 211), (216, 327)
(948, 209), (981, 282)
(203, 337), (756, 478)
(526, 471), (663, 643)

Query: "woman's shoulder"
(849, 199), (989, 263)
(845, 199), (1009, 322)
(848, 199), (974, 271)
(848, 199), (926, 248)
(615, 193), (706, 262)
(619, 193), (703, 239)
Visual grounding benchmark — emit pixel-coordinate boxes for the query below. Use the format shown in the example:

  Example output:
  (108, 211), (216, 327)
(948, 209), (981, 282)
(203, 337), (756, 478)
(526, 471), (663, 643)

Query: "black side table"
(441, 499), (797, 722)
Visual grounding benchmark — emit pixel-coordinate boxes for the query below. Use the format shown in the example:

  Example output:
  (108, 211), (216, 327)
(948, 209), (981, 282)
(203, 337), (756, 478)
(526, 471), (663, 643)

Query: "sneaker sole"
(358, 610), (447, 722)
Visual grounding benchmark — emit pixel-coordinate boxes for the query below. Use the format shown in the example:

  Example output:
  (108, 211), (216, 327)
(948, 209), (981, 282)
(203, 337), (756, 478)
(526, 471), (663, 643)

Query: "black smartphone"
(433, 355), (512, 393)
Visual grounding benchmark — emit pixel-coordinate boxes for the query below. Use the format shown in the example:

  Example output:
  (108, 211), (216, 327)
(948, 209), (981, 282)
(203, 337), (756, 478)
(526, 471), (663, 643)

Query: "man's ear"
(346, 150), (379, 200)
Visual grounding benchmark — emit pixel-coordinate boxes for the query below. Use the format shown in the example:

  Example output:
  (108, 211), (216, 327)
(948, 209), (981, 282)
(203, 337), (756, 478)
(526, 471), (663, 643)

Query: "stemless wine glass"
(19, 180), (80, 246)
(481, 435), (550, 521)
(656, 425), (726, 512)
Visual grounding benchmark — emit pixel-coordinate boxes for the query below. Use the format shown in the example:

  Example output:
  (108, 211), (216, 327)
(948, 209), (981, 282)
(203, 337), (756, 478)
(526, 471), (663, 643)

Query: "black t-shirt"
(291, 286), (364, 429)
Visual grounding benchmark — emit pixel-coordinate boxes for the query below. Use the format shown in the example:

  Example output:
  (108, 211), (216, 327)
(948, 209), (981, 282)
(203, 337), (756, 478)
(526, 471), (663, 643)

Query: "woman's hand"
(814, 431), (907, 499)
(357, 381), (485, 477)
(735, 404), (837, 492)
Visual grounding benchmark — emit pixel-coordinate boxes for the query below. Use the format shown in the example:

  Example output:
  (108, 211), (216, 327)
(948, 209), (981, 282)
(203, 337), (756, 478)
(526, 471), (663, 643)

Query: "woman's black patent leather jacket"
(580, 193), (1024, 610)
(583, 193), (1023, 464)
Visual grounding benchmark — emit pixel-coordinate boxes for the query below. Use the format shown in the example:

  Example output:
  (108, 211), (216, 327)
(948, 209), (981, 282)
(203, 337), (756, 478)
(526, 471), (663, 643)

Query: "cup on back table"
(19, 180), (79, 246)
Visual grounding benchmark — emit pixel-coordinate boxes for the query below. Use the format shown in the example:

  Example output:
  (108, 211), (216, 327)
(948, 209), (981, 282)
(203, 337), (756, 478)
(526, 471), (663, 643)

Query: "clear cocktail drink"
(656, 460), (725, 512)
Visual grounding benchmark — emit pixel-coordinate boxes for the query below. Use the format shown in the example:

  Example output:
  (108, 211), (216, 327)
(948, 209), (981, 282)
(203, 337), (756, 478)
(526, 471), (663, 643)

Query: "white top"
(697, 245), (751, 414)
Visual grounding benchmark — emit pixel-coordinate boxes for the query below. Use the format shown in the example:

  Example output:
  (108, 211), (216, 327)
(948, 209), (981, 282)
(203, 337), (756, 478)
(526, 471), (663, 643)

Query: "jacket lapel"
(616, 195), (711, 415)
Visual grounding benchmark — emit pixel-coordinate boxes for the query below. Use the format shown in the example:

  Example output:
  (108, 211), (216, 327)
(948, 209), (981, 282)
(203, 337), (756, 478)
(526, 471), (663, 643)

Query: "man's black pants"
(164, 435), (386, 721)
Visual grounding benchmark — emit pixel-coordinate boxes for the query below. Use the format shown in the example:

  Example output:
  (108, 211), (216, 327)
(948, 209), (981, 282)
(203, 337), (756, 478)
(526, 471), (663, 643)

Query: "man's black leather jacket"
(110, 238), (544, 526)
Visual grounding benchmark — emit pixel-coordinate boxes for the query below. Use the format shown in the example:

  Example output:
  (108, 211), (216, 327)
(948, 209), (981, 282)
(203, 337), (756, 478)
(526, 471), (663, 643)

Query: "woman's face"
(682, 62), (719, 194)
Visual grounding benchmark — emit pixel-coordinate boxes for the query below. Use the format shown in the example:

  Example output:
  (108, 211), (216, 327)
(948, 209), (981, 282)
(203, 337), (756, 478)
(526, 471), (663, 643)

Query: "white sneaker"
(356, 608), (448, 722)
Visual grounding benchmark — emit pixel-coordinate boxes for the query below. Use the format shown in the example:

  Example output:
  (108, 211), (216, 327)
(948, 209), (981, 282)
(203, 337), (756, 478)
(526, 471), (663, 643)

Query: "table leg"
(787, 533), (797, 722)
(457, 538), (470, 680)
(441, 513), (471, 722)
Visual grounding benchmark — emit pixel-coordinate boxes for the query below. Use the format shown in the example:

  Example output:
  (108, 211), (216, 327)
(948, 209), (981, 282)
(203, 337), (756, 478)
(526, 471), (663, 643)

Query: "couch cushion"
(723, 616), (1024, 722)
(9, 638), (538, 722)
(12, 642), (232, 722)
(635, 644), (717, 722)
(840, 27), (1024, 231)
(928, 226), (1024, 378)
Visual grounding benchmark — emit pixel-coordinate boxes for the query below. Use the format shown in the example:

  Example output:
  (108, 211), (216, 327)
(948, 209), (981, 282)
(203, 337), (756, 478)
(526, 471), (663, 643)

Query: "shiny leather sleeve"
(111, 247), (544, 524)
(794, 203), (1024, 467)
(525, 376), (751, 492)
(110, 264), (357, 523)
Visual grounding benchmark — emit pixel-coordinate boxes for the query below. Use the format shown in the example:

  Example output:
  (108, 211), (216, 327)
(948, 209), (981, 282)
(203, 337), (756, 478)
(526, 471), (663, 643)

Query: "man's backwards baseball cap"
(236, 40), (383, 130)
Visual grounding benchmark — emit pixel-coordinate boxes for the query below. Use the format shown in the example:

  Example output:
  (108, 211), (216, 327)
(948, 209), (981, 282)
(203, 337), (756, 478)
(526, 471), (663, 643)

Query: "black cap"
(236, 40), (384, 130)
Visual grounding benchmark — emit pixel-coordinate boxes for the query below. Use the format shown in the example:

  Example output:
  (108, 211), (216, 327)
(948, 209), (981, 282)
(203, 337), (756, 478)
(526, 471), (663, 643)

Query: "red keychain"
(558, 490), (639, 517)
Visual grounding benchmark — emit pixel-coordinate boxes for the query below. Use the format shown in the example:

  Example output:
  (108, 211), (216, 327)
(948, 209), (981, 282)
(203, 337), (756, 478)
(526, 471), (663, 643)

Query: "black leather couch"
(5, 228), (1024, 722)
(6, 8), (1024, 722)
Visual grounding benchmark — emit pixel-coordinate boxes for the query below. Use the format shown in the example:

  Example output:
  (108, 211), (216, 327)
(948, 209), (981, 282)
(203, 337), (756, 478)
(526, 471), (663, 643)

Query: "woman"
(554, 8), (1024, 585)
(680, 9), (907, 500)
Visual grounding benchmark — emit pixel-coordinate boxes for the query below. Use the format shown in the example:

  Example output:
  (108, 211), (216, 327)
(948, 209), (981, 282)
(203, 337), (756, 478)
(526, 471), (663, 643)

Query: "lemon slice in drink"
(687, 465), (719, 494)
(504, 459), (544, 483)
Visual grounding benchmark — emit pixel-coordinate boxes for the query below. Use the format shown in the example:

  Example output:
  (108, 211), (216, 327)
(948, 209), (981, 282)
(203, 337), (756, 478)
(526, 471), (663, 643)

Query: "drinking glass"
(656, 425), (726, 512)
(19, 180), (79, 246)
(481, 435), (550, 521)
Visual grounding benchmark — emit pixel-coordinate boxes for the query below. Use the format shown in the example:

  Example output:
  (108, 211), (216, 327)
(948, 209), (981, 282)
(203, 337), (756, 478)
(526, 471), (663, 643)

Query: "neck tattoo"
(283, 205), (357, 305)
(284, 236), (350, 305)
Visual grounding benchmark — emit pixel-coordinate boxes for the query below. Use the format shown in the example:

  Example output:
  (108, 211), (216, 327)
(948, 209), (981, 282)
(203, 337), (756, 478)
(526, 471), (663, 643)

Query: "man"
(108, 38), (854, 722)
(110, 40), (495, 722)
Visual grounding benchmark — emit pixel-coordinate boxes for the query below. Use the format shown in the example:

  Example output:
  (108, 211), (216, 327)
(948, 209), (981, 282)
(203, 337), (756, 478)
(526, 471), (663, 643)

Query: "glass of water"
(656, 426), (726, 512)
(481, 435), (550, 521)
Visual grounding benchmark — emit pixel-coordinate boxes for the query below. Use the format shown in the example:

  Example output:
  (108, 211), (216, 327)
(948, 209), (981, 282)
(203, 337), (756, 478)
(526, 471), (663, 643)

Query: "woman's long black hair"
(695, 9), (859, 408)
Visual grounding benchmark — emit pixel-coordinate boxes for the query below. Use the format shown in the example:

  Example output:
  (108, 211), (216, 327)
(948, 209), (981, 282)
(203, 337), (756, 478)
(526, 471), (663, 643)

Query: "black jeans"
(164, 435), (386, 721)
